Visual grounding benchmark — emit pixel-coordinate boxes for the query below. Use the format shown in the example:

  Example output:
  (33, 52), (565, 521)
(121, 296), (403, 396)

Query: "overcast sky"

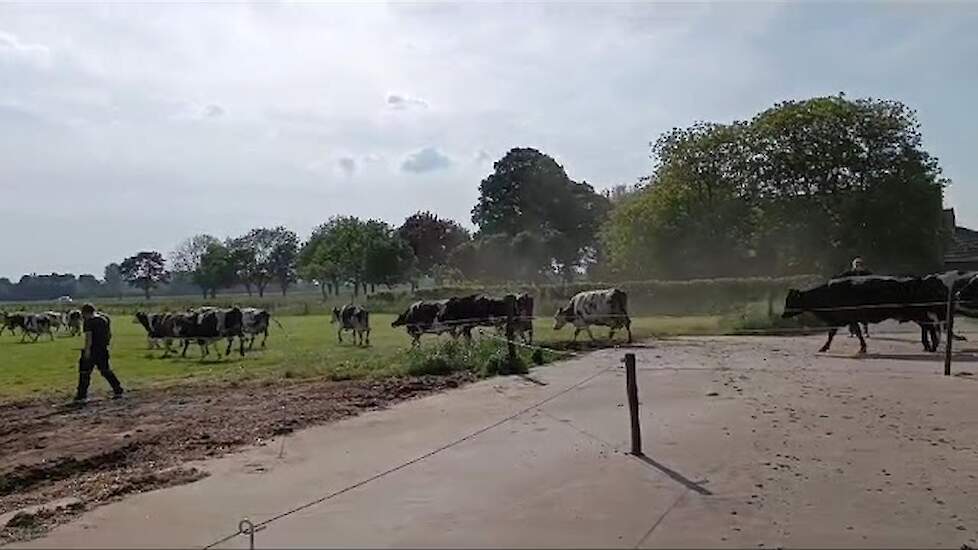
(1, 2), (976, 279)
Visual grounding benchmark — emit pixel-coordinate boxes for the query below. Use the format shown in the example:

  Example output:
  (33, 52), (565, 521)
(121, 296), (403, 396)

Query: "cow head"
(553, 306), (572, 330)
(782, 289), (804, 318)
(134, 312), (151, 331)
(331, 307), (341, 324)
(391, 310), (408, 328)
(958, 275), (978, 314)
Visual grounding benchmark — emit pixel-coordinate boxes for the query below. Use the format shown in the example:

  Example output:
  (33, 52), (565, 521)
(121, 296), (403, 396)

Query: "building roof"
(944, 208), (978, 265)
(947, 226), (978, 263)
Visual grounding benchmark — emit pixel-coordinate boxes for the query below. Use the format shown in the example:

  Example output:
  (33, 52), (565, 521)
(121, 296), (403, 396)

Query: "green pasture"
(0, 314), (721, 400)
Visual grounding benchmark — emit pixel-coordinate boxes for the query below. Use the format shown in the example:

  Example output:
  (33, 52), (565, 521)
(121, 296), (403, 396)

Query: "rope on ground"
(201, 361), (616, 550)
(474, 329), (581, 357)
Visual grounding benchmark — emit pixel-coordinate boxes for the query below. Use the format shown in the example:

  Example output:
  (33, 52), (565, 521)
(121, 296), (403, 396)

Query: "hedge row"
(3, 275), (824, 317)
(369, 274), (823, 316)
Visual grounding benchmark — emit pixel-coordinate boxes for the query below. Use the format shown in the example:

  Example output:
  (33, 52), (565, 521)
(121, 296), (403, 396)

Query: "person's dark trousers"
(75, 350), (123, 400)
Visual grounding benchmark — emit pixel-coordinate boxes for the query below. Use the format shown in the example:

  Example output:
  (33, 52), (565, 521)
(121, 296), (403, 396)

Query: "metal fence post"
(624, 353), (642, 456)
(945, 289), (956, 377)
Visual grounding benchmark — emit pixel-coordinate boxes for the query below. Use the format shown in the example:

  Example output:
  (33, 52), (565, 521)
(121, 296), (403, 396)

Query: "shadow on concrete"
(862, 353), (978, 363)
(632, 454), (713, 496)
(518, 374), (547, 386)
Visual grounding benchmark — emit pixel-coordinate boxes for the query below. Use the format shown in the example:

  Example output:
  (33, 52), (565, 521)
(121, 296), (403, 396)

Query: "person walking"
(835, 257), (873, 338)
(74, 303), (124, 403)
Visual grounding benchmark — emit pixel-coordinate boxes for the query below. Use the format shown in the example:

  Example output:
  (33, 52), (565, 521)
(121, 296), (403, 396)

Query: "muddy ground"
(0, 372), (475, 544)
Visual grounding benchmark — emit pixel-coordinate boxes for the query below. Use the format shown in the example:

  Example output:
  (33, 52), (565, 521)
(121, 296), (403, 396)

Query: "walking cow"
(553, 288), (632, 343)
(782, 276), (946, 354)
(332, 305), (370, 346)
(391, 300), (454, 345)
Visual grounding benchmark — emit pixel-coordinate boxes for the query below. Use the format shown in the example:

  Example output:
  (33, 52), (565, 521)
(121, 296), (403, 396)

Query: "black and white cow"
(924, 270), (978, 341)
(135, 311), (180, 353)
(5, 313), (55, 343)
(391, 299), (454, 345)
(173, 307), (245, 358)
(0, 311), (18, 336)
(135, 308), (244, 358)
(554, 288), (632, 343)
(64, 309), (82, 337)
(240, 308), (272, 350)
(43, 311), (63, 333)
(782, 276), (947, 354)
(332, 305), (370, 346)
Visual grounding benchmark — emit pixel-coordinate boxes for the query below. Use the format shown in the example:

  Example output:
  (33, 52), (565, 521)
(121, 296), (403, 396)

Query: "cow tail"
(271, 317), (285, 330)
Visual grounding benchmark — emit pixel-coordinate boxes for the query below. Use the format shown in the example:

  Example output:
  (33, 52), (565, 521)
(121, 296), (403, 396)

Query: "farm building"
(943, 208), (978, 271)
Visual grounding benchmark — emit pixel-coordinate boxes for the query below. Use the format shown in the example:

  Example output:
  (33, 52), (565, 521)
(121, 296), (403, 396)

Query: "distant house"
(943, 209), (978, 271)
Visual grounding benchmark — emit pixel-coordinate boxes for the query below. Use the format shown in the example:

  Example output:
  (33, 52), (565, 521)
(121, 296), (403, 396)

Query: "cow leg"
(365, 328), (371, 346)
(863, 323), (870, 338)
(625, 320), (633, 344)
(608, 327), (616, 342)
(261, 329), (268, 349)
(225, 337), (233, 357)
(181, 340), (191, 358)
(853, 325), (867, 354)
(920, 324), (938, 352)
(585, 326), (596, 342)
(337, 328), (343, 344)
(819, 328), (838, 353)
(572, 327), (581, 342)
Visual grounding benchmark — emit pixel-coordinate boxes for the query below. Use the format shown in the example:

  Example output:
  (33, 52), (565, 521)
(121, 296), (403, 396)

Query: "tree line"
(0, 95), (951, 302)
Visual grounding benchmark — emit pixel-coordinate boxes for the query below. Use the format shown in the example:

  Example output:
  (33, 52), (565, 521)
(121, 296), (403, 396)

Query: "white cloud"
(337, 156), (357, 176)
(401, 147), (452, 173)
(0, 3), (976, 276)
(386, 93), (428, 110)
(474, 149), (492, 163)
(202, 103), (225, 118)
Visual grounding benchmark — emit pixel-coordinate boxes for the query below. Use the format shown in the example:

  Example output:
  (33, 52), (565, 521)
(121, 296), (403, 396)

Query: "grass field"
(0, 314), (722, 400)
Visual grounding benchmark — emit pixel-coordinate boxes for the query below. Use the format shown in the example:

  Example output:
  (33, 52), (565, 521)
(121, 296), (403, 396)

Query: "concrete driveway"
(19, 333), (978, 548)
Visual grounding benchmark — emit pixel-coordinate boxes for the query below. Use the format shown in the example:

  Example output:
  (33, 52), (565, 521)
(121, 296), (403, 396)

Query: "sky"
(1, 1), (976, 279)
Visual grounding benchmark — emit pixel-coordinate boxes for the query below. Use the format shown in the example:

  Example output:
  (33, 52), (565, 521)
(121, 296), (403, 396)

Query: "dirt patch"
(0, 372), (475, 545)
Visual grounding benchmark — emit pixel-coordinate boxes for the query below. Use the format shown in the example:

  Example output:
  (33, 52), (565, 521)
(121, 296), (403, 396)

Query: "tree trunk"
(143, 285), (151, 300)
(245, 282), (253, 296)
(202, 288), (208, 299)
(210, 288), (216, 299)
(370, 283), (376, 293)
(410, 280), (418, 292)
(320, 282), (328, 301)
(353, 280), (359, 298)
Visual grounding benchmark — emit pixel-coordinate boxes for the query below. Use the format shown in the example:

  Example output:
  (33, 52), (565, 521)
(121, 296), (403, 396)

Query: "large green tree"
(230, 226), (299, 297)
(396, 211), (470, 286)
(192, 243), (239, 299)
(299, 217), (416, 297)
(472, 148), (610, 279)
(118, 251), (170, 299)
(601, 95), (947, 279)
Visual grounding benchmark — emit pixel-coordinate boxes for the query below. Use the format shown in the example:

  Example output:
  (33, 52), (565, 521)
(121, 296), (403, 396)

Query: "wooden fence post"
(945, 289), (956, 377)
(624, 353), (642, 456)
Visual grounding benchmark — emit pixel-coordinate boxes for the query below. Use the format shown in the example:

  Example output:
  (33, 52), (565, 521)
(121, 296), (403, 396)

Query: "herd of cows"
(0, 309), (83, 341)
(5, 271), (978, 359)
(0, 288), (635, 357)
